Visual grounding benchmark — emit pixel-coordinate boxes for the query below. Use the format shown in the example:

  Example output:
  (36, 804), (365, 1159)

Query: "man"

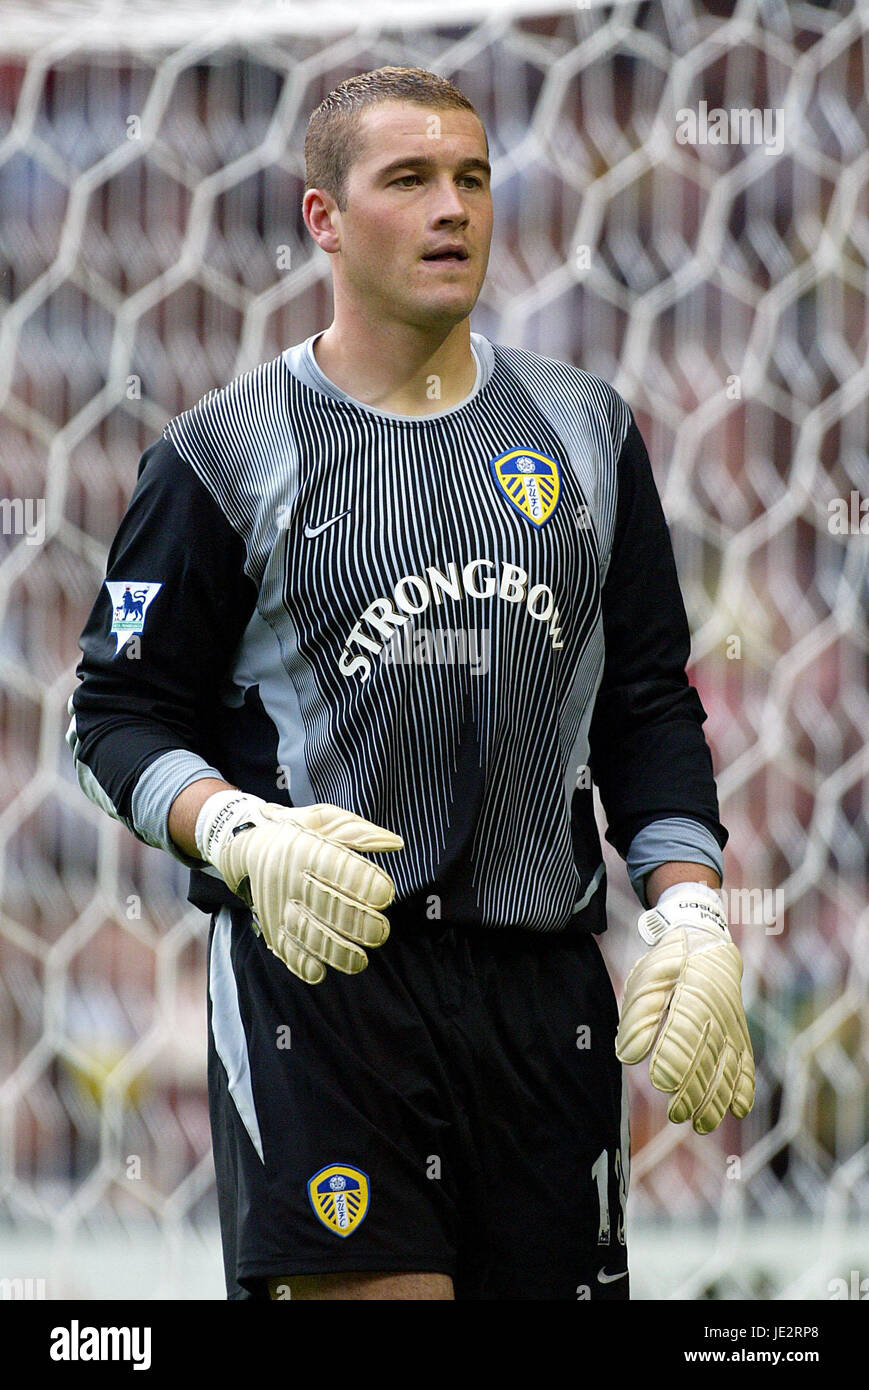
(67, 66), (754, 1301)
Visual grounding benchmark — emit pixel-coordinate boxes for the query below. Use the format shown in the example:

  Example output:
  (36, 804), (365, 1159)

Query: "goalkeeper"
(67, 65), (753, 1301)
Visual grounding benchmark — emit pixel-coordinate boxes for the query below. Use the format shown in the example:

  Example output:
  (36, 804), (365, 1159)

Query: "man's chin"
(404, 290), (480, 331)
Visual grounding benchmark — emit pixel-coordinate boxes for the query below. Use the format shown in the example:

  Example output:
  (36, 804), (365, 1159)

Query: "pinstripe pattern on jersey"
(493, 345), (631, 585)
(489, 346), (632, 811)
(163, 336), (629, 930)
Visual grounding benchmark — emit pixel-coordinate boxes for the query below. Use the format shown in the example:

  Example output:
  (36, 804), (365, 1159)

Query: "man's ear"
(302, 188), (340, 254)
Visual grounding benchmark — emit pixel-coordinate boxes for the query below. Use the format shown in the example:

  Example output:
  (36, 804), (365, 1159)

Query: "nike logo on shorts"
(304, 509), (351, 539)
(597, 1267), (628, 1284)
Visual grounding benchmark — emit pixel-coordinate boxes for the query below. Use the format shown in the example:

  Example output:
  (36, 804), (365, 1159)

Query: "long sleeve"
(588, 416), (727, 906)
(66, 436), (258, 866)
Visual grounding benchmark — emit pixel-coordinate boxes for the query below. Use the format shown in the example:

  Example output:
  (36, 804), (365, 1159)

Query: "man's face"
(325, 100), (493, 332)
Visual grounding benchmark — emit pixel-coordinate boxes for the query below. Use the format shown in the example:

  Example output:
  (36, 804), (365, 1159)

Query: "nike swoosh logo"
(303, 509), (351, 539)
(597, 1268), (628, 1284)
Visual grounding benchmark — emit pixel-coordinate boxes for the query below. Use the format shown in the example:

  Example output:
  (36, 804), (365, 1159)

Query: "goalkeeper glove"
(195, 791), (403, 985)
(615, 881), (755, 1134)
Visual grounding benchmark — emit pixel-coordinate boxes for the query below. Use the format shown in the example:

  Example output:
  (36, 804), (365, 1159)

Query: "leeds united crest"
(307, 1164), (370, 1237)
(489, 448), (561, 527)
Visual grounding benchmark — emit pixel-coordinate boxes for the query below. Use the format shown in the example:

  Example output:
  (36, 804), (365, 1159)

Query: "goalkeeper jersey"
(67, 331), (727, 931)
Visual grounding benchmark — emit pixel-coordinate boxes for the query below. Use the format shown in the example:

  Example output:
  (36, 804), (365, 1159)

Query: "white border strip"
(209, 906), (265, 1163)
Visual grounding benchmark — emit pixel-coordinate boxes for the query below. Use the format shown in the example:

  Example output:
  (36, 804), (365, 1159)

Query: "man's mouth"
(421, 247), (469, 262)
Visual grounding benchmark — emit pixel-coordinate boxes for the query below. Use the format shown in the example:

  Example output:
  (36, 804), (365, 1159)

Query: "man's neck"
(312, 315), (477, 417)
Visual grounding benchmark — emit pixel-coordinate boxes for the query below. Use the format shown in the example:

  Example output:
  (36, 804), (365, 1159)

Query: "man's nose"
(430, 179), (471, 221)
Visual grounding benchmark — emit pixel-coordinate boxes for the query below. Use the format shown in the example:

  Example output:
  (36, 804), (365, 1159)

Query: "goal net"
(1, 0), (867, 1299)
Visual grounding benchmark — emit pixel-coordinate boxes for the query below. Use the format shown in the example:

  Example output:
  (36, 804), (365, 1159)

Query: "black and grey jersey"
(67, 332), (726, 932)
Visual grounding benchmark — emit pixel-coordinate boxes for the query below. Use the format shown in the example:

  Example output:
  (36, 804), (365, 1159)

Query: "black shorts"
(207, 903), (630, 1301)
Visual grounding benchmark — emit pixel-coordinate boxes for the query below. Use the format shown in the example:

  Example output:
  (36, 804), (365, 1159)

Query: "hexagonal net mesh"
(0, 0), (867, 1299)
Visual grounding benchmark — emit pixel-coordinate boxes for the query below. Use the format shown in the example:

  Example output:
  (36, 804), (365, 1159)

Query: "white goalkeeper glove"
(195, 791), (404, 985)
(615, 882), (755, 1134)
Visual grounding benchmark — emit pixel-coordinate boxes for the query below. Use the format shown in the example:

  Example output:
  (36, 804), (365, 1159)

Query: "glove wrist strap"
(194, 789), (258, 865)
(638, 881), (730, 946)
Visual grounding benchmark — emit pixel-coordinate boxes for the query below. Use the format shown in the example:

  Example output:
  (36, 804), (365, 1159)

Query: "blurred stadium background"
(0, 0), (867, 1300)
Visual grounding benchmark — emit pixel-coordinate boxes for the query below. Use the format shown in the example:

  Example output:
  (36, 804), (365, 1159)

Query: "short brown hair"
(304, 65), (486, 211)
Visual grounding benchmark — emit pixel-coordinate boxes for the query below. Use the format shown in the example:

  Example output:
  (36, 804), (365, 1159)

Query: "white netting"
(0, 0), (867, 1299)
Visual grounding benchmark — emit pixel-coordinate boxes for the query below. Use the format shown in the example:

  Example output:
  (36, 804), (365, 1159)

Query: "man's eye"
(391, 174), (485, 188)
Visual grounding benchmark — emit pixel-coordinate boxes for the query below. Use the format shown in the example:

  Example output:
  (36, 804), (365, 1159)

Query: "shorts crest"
(307, 1164), (370, 1237)
(489, 448), (561, 527)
